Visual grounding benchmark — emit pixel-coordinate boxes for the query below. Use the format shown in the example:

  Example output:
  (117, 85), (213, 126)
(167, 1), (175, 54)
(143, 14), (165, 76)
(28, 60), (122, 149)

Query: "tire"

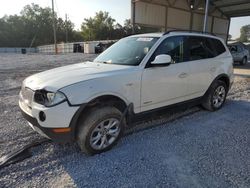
(202, 80), (228, 111)
(77, 106), (125, 155)
(240, 57), (247, 65)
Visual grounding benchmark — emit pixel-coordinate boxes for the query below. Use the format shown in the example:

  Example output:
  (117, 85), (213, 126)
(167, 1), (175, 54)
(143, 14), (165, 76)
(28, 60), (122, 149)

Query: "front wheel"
(77, 106), (125, 155)
(202, 80), (228, 111)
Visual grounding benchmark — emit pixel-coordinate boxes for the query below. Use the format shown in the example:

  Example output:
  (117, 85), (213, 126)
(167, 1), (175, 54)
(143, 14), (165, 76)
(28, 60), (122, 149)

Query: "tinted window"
(205, 38), (218, 57)
(188, 37), (209, 61)
(151, 36), (187, 63)
(210, 38), (226, 55)
(187, 37), (225, 61)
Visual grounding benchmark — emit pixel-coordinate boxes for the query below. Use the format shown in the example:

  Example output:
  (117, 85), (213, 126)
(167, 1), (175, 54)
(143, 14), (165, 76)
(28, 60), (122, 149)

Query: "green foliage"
(0, 3), (83, 47)
(0, 5), (162, 47)
(81, 13), (161, 41)
(239, 24), (250, 42)
(81, 11), (116, 41)
(122, 19), (161, 35)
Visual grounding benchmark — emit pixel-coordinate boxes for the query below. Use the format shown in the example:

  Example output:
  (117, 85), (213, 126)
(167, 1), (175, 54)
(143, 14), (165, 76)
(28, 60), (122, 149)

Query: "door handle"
(178, 72), (188, 78)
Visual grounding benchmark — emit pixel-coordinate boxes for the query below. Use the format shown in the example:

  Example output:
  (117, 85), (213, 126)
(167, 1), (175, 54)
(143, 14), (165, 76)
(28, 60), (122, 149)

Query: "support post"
(131, 1), (136, 34)
(65, 14), (68, 43)
(52, 0), (57, 54)
(203, 0), (210, 32)
(226, 18), (231, 44)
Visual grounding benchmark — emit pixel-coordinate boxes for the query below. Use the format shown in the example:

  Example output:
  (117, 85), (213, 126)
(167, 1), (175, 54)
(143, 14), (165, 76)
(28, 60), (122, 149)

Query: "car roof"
(129, 32), (223, 41)
(128, 33), (164, 38)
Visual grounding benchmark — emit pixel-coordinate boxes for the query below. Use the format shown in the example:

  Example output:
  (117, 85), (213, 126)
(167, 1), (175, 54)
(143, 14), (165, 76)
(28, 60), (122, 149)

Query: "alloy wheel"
(212, 86), (226, 108)
(90, 118), (121, 150)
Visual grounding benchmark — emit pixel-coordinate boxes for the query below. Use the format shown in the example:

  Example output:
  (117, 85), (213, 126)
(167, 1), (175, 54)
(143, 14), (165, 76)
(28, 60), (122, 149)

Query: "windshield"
(94, 37), (159, 66)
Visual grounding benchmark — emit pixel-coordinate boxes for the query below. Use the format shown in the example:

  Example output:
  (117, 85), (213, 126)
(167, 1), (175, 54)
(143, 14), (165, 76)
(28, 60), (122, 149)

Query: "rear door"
(185, 36), (216, 98)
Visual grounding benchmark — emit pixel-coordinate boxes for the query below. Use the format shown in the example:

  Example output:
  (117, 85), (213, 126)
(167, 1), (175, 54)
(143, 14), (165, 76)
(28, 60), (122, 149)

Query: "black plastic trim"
(68, 103), (87, 139)
(164, 29), (216, 36)
(129, 97), (203, 124)
(20, 109), (73, 143)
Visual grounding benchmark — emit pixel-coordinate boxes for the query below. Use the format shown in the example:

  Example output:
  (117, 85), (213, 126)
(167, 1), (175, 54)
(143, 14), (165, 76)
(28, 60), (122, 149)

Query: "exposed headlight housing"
(34, 90), (67, 107)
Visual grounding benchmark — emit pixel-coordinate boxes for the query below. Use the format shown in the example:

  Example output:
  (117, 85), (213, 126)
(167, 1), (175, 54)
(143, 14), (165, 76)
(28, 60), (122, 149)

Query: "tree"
(81, 11), (116, 41)
(239, 24), (250, 42)
(0, 3), (83, 47)
(123, 19), (161, 36)
(80, 15), (162, 41)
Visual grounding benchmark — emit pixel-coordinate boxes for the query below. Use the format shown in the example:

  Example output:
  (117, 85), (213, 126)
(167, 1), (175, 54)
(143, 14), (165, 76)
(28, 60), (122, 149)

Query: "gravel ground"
(0, 54), (250, 188)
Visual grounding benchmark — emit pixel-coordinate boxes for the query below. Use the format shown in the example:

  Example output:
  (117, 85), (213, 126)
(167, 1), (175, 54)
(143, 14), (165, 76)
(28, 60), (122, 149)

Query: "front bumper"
(19, 99), (79, 143)
(20, 108), (74, 143)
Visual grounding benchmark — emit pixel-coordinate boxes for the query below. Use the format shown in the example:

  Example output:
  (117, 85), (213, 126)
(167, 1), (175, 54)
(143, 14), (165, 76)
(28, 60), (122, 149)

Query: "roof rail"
(163, 30), (216, 36)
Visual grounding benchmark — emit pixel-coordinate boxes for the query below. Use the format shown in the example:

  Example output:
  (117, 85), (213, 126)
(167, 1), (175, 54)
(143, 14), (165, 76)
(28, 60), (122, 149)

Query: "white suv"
(19, 31), (234, 155)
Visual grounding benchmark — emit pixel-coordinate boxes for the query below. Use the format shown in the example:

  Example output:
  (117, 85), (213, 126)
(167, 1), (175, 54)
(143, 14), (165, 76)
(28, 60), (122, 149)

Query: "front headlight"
(45, 91), (66, 107)
(34, 90), (67, 107)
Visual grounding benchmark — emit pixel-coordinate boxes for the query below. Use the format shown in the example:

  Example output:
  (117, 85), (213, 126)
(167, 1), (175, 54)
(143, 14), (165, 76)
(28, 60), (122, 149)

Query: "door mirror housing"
(151, 54), (172, 66)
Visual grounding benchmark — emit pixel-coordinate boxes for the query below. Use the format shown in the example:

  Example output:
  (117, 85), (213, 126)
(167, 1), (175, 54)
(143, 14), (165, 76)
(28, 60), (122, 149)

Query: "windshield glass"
(94, 37), (159, 66)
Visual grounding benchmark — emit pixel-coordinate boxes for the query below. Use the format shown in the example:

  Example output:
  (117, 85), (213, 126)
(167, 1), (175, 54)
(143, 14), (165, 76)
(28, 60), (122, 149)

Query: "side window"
(205, 38), (217, 58)
(211, 39), (226, 55)
(188, 37), (208, 61)
(151, 36), (187, 64)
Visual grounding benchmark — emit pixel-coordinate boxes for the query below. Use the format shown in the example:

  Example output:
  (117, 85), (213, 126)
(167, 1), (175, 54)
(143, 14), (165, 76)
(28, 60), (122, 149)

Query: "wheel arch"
(69, 94), (129, 140)
(204, 74), (230, 98)
(216, 74), (230, 90)
(85, 95), (128, 112)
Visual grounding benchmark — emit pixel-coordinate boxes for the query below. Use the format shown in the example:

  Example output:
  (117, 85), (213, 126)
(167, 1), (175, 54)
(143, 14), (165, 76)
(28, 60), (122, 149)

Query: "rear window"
(186, 36), (226, 61)
(188, 36), (216, 61)
(209, 38), (226, 56)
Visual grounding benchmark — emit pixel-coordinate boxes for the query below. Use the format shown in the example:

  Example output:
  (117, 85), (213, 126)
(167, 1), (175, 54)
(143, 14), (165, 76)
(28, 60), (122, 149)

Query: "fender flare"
(203, 74), (230, 99)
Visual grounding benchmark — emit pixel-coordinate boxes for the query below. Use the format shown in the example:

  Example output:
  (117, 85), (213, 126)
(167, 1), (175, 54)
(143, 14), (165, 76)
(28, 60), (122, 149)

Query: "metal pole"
(132, 1), (136, 34)
(203, 0), (210, 32)
(226, 18), (231, 44)
(52, 0), (57, 54)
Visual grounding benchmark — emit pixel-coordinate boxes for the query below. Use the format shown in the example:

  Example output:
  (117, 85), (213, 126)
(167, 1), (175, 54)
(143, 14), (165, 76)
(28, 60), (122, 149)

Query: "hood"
(23, 61), (134, 91)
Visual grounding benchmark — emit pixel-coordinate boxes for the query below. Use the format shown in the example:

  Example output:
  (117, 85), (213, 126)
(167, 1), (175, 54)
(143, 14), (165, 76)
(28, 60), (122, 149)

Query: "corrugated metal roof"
(212, 0), (250, 17)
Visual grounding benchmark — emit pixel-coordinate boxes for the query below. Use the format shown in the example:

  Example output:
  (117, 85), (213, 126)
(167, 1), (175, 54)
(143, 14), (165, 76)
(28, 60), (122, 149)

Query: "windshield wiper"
(95, 61), (112, 64)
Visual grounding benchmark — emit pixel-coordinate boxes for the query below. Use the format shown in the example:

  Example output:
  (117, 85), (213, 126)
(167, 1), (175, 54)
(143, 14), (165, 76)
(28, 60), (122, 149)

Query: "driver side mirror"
(151, 54), (172, 66)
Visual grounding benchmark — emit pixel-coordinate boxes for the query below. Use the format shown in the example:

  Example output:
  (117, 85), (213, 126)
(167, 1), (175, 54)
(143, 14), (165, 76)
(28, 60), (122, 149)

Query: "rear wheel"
(77, 106), (125, 155)
(240, 57), (247, 65)
(202, 80), (228, 111)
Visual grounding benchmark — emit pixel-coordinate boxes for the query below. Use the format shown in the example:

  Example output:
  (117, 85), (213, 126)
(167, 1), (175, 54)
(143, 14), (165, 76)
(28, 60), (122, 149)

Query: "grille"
(20, 87), (34, 107)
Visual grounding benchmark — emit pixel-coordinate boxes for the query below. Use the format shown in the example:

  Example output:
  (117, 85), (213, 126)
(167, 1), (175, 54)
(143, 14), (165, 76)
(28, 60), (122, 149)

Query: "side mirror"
(151, 54), (172, 66)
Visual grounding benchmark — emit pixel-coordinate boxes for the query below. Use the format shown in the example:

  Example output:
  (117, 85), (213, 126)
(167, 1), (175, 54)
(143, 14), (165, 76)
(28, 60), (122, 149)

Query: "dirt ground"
(234, 62), (250, 76)
(0, 54), (250, 188)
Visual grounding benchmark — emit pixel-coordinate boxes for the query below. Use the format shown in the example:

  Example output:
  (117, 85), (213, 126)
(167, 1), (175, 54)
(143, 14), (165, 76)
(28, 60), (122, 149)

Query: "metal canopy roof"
(212, 0), (250, 17)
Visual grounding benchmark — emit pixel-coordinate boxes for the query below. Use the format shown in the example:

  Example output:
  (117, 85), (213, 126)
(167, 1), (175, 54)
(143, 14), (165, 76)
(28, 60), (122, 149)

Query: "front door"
(141, 36), (190, 112)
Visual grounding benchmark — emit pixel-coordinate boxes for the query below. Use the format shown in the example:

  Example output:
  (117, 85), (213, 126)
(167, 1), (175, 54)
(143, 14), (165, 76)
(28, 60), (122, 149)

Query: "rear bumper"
(20, 109), (73, 143)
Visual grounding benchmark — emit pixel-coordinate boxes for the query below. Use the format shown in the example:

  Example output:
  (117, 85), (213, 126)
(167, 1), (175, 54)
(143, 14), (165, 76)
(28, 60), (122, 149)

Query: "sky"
(0, 0), (249, 39)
